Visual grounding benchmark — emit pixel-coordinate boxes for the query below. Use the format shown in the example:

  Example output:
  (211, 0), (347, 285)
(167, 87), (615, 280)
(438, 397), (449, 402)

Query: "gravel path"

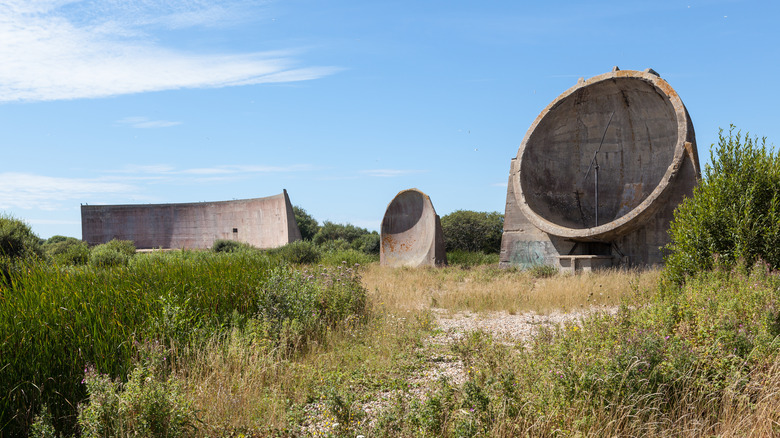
(431, 307), (610, 344)
(298, 307), (617, 436)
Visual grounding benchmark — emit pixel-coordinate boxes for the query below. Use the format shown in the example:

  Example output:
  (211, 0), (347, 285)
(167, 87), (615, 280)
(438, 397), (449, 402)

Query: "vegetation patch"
(0, 250), (368, 436)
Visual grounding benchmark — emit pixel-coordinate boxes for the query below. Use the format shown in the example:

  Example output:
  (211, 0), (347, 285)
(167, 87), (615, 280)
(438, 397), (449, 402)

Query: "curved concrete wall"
(81, 190), (301, 250)
(501, 68), (700, 270)
(380, 188), (446, 267)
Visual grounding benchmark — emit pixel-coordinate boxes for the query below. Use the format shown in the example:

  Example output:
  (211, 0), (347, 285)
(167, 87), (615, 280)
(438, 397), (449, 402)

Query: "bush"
(0, 215), (43, 260)
(101, 239), (136, 257)
(351, 232), (380, 255)
(664, 126), (780, 283)
(89, 240), (136, 268)
(293, 205), (320, 241)
(440, 210), (504, 254)
(212, 239), (254, 253)
(78, 364), (196, 437)
(320, 249), (378, 266)
(0, 216), (44, 283)
(43, 236), (89, 265)
(318, 238), (351, 252)
(89, 246), (129, 268)
(267, 240), (321, 264)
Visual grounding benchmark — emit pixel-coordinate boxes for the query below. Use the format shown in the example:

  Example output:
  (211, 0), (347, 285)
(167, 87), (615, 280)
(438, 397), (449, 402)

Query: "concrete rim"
(512, 69), (691, 241)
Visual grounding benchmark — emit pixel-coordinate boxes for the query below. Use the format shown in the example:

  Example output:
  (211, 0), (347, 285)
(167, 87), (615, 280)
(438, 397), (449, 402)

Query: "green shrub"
(88, 239), (136, 268)
(212, 239), (254, 253)
(351, 232), (380, 254)
(320, 249), (378, 266)
(293, 205), (320, 241)
(318, 238), (351, 252)
(78, 364), (196, 437)
(89, 245), (130, 268)
(665, 126), (780, 284)
(268, 240), (321, 264)
(0, 215), (43, 259)
(43, 236), (89, 265)
(440, 210), (504, 254)
(101, 239), (136, 257)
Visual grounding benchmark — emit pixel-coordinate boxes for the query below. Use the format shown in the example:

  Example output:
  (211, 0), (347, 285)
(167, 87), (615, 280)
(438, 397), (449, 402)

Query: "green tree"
(313, 221), (370, 246)
(293, 206), (320, 241)
(664, 126), (780, 284)
(440, 210), (504, 253)
(351, 232), (380, 255)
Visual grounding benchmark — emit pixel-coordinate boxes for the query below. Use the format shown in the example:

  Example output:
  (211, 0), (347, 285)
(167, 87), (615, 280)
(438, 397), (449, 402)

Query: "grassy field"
(362, 263), (659, 314)
(3, 253), (780, 437)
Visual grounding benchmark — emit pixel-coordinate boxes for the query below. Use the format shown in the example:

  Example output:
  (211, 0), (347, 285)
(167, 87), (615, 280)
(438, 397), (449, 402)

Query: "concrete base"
(558, 255), (614, 274)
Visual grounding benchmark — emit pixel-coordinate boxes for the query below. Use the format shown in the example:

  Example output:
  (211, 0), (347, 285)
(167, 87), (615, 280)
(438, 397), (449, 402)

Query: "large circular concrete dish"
(380, 188), (446, 267)
(513, 68), (697, 241)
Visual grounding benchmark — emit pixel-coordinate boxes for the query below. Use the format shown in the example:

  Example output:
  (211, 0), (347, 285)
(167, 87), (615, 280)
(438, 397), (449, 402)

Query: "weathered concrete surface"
(380, 188), (447, 267)
(501, 68), (700, 270)
(81, 190), (302, 249)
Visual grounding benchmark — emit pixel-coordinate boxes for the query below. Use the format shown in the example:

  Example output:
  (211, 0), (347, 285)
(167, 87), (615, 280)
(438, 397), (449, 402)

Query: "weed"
(78, 364), (196, 437)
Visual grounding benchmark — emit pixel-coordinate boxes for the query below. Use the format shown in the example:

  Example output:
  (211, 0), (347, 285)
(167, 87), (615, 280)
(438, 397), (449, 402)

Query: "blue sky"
(1, 0), (778, 239)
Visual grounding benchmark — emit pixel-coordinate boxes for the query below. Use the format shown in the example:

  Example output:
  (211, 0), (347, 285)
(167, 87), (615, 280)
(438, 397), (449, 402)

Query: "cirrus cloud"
(0, 0), (339, 102)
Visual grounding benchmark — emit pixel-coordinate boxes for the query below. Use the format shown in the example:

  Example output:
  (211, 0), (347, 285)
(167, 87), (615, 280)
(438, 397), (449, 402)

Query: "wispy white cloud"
(0, 1), (338, 102)
(492, 182), (508, 188)
(359, 169), (425, 178)
(0, 172), (137, 210)
(116, 116), (181, 128)
(0, 162), (314, 211)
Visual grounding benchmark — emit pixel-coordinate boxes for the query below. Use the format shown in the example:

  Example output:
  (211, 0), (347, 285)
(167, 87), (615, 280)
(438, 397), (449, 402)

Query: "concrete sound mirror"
(380, 188), (447, 267)
(500, 67), (700, 272)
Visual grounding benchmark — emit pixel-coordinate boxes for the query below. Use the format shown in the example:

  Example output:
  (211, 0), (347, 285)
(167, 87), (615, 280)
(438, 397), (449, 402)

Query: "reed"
(0, 250), (368, 436)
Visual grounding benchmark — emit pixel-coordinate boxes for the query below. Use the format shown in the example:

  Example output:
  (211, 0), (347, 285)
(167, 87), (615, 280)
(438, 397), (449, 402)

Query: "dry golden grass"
(715, 355), (780, 437)
(175, 330), (296, 433)
(576, 355), (780, 437)
(362, 264), (660, 315)
(176, 307), (434, 436)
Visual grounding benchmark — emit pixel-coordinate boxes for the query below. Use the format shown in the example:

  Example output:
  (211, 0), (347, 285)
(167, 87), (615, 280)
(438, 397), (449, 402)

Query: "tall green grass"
(0, 250), (368, 436)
